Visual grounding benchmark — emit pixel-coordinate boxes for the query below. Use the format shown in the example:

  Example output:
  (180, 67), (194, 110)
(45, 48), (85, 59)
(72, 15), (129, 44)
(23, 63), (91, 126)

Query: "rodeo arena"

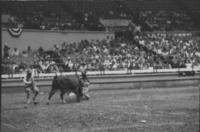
(1, 0), (200, 132)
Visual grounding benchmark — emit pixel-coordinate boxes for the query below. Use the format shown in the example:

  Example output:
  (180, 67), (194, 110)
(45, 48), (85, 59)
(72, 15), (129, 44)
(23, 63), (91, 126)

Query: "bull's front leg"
(60, 92), (66, 104)
(46, 89), (57, 104)
(76, 94), (81, 102)
(83, 86), (90, 100)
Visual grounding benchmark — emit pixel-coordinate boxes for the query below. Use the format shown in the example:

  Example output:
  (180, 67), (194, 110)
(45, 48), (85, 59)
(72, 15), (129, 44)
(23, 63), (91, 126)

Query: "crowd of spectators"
(137, 33), (200, 68)
(3, 32), (200, 76)
(2, 1), (199, 31)
(56, 36), (156, 71)
(1, 2), (82, 31)
(139, 11), (196, 31)
(2, 1), (200, 78)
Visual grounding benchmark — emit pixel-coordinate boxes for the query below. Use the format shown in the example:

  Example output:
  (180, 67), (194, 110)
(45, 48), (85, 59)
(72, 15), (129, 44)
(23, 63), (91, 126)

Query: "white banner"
(100, 19), (131, 27)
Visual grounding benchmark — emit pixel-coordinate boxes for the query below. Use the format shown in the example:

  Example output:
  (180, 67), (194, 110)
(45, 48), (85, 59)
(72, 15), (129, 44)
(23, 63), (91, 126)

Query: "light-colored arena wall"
(2, 29), (114, 52)
(2, 72), (200, 93)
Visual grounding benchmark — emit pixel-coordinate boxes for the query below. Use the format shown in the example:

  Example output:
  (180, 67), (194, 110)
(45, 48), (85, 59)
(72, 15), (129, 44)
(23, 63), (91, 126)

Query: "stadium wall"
(2, 29), (114, 53)
(2, 72), (199, 93)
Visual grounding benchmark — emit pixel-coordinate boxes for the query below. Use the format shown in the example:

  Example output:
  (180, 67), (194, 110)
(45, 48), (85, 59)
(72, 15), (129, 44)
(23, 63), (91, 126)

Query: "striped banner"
(8, 23), (23, 37)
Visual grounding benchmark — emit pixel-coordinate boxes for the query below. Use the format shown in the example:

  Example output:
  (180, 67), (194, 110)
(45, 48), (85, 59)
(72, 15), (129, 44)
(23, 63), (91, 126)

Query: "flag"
(8, 23), (23, 37)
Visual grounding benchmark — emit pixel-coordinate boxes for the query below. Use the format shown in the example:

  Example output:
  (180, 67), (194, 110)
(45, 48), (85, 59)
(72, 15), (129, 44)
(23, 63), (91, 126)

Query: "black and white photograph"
(1, 0), (200, 132)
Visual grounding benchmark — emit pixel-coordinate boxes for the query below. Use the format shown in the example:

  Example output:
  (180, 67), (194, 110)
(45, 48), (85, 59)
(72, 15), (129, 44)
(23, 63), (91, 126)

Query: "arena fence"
(2, 69), (199, 93)
(1, 67), (199, 79)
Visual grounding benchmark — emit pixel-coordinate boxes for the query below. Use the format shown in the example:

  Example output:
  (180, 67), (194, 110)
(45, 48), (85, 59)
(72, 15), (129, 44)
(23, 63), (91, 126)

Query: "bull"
(47, 74), (84, 104)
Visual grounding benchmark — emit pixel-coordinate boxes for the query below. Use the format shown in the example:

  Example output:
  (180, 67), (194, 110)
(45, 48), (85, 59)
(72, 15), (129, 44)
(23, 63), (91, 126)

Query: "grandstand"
(2, 0), (200, 31)
(1, 0), (200, 77)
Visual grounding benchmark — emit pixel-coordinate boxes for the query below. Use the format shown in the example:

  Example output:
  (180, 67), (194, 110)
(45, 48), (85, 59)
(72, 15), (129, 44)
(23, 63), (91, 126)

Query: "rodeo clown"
(79, 63), (90, 99)
(23, 69), (40, 104)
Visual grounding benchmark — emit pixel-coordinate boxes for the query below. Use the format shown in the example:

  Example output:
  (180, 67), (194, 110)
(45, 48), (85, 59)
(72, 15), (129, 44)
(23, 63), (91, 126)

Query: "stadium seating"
(2, 0), (200, 74)
(2, 32), (200, 74)
(2, 0), (199, 31)
(1, 1), (79, 30)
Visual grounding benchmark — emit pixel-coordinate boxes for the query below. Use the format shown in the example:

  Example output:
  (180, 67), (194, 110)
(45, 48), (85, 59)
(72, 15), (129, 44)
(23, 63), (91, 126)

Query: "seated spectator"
(4, 43), (10, 58)
(11, 47), (19, 56)
(22, 51), (28, 57)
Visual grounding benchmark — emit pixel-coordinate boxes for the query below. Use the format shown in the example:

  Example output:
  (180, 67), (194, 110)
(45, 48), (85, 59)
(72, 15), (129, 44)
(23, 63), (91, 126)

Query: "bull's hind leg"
(32, 91), (39, 104)
(46, 89), (57, 104)
(32, 86), (39, 104)
(75, 87), (82, 102)
(60, 92), (66, 104)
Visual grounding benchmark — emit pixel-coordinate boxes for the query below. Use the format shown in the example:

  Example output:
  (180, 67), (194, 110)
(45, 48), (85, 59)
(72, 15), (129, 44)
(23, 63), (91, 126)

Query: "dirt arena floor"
(1, 86), (199, 132)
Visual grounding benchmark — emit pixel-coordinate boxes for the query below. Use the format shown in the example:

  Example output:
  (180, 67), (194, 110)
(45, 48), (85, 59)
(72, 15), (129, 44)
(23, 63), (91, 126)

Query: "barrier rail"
(2, 71), (199, 93)
(1, 67), (199, 79)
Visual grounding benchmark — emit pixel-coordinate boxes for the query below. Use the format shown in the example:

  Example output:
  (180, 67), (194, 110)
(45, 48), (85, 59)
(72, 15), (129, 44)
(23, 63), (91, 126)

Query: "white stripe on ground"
(88, 122), (187, 131)
(2, 122), (20, 129)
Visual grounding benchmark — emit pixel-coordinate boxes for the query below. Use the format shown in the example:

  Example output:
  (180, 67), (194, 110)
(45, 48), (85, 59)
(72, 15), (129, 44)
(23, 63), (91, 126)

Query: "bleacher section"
(124, 0), (180, 11)
(2, 0), (200, 76)
(63, 0), (130, 19)
(2, 0), (200, 31)
(181, 0), (200, 14)
(1, 1), (79, 30)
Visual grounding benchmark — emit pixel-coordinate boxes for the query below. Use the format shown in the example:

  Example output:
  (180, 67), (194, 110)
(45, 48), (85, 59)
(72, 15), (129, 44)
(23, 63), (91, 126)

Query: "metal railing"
(1, 67), (199, 79)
